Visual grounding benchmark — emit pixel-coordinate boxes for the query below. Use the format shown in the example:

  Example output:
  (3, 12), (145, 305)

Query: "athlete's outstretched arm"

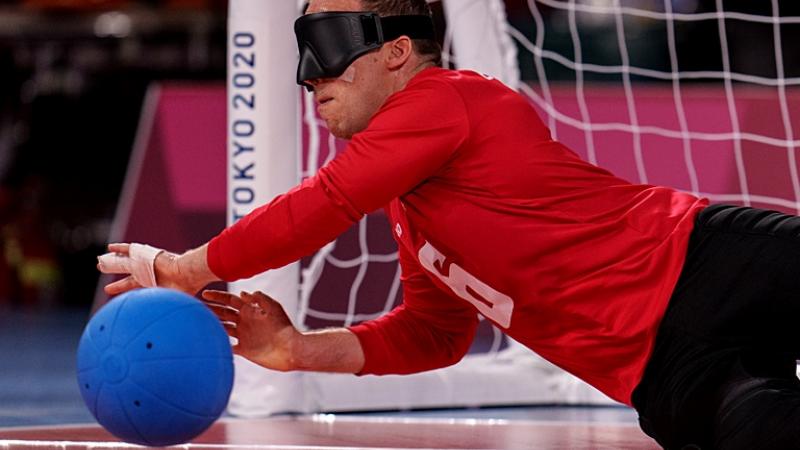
(208, 79), (469, 282)
(197, 245), (477, 375)
(100, 78), (468, 294)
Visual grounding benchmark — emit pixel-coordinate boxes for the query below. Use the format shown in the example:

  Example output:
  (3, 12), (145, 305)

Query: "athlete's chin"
(327, 125), (352, 140)
(325, 120), (358, 140)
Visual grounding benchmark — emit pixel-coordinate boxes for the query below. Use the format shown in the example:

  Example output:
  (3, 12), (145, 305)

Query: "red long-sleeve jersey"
(208, 67), (708, 405)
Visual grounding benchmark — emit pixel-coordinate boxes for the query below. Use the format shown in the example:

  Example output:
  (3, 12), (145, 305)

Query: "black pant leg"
(712, 358), (800, 450)
(633, 205), (800, 448)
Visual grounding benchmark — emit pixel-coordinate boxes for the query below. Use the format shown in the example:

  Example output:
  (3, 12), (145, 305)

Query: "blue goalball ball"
(77, 288), (234, 446)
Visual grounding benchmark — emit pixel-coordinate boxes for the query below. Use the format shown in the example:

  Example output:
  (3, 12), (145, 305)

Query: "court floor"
(0, 416), (659, 449)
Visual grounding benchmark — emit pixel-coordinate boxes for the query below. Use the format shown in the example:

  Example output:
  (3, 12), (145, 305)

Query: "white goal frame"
(224, 0), (613, 417)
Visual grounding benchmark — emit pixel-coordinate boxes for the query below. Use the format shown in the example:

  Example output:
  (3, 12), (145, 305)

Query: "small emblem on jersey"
(395, 223), (403, 237)
(417, 241), (514, 328)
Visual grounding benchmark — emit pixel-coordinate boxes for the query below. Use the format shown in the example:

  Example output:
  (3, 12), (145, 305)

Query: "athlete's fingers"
(244, 291), (287, 317)
(201, 300), (240, 323)
(250, 291), (278, 304)
(242, 290), (279, 308)
(104, 275), (141, 295)
(241, 291), (270, 315)
(202, 290), (245, 310)
(202, 299), (240, 314)
(107, 243), (130, 255)
(97, 252), (132, 275)
(221, 321), (238, 338)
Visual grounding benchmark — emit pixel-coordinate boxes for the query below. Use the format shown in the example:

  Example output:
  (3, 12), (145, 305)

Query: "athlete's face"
(304, 0), (396, 139)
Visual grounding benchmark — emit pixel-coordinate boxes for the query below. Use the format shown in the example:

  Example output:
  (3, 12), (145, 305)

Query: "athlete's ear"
(385, 36), (413, 71)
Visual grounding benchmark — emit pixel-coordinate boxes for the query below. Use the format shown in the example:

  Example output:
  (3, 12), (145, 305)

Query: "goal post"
(224, 0), (610, 417)
(225, 0), (303, 415)
(441, 0), (520, 90)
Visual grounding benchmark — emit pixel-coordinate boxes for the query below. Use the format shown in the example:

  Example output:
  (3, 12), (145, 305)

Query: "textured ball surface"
(77, 288), (234, 446)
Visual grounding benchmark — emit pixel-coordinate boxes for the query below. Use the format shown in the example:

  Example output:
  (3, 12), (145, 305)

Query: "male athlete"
(98, 1), (800, 448)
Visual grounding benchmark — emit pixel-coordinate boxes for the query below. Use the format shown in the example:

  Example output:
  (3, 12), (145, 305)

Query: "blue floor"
(0, 308), (95, 427)
(0, 309), (637, 428)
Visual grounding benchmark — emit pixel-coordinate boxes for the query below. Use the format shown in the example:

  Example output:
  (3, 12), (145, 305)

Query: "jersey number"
(418, 241), (513, 328)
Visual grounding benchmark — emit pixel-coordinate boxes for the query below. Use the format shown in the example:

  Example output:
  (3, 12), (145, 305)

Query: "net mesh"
(295, 0), (800, 372)
(513, 0), (800, 212)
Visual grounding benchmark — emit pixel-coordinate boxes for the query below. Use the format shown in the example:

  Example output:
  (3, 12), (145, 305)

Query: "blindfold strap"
(360, 14), (436, 45)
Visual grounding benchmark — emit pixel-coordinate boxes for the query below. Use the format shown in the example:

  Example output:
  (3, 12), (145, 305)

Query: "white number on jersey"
(418, 241), (513, 328)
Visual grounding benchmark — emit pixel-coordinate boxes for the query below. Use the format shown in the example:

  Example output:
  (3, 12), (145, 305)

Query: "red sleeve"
(349, 239), (479, 375)
(207, 78), (469, 281)
(207, 176), (358, 280)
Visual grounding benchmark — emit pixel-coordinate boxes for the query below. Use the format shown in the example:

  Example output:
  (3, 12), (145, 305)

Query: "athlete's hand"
(201, 290), (301, 371)
(99, 243), (218, 296)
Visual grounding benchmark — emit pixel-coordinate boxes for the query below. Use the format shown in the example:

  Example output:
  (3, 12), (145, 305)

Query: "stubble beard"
(326, 119), (355, 140)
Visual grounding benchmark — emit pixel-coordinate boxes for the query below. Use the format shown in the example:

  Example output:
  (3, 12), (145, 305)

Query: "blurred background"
(0, 0), (227, 312)
(0, 0), (227, 426)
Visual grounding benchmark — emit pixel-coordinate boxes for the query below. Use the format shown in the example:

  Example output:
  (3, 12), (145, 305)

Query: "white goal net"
(226, 0), (800, 416)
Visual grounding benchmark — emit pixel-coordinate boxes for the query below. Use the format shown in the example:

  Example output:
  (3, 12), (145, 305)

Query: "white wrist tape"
(97, 243), (165, 288)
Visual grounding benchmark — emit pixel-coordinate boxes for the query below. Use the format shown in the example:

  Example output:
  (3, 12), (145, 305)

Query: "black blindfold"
(294, 11), (435, 89)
